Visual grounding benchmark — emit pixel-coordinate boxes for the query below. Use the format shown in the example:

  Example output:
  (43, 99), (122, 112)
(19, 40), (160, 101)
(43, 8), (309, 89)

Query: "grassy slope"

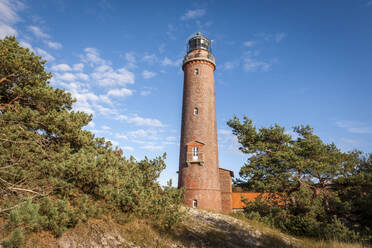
(1, 208), (369, 248)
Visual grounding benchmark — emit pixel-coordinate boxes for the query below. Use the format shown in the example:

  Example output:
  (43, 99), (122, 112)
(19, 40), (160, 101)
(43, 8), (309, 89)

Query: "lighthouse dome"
(187, 32), (210, 53)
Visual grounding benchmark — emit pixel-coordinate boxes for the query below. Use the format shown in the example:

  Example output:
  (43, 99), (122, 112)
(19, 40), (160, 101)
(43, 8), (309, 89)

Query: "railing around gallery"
(183, 51), (215, 66)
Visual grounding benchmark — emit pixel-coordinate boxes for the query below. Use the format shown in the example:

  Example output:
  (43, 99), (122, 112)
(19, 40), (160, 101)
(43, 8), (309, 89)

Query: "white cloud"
(336, 121), (372, 134)
(28, 26), (63, 50)
(73, 63), (84, 71)
(142, 70), (156, 79)
(36, 48), (55, 61)
(275, 32), (287, 43)
(132, 140), (147, 144)
(218, 128), (241, 154)
(222, 61), (238, 70)
(196, 20), (213, 29)
(0, 0), (23, 24)
(19, 41), (33, 50)
(181, 9), (206, 20)
(127, 116), (164, 127)
(166, 24), (176, 40)
(125, 52), (136, 68)
(46, 41), (62, 49)
(128, 129), (148, 138)
(0, 24), (17, 38)
(143, 54), (157, 64)
(76, 73), (89, 81)
(95, 64), (111, 72)
(243, 41), (255, 47)
(107, 88), (133, 97)
(28, 26), (50, 39)
(162, 57), (181, 67)
(95, 104), (117, 116)
(166, 136), (177, 141)
(158, 44), (165, 53)
(52, 48), (136, 117)
(55, 72), (76, 82)
(51, 64), (72, 71)
(117, 115), (164, 127)
(140, 90), (151, 96)
(255, 32), (287, 43)
(74, 99), (95, 115)
(125, 52), (136, 63)
(81, 47), (106, 65)
(123, 146), (134, 151)
(99, 95), (112, 105)
(52, 67), (87, 82)
(128, 128), (160, 140)
(246, 50), (260, 57)
(90, 129), (112, 135)
(162, 141), (176, 145)
(86, 121), (95, 128)
(0, 0), (23, 38)
(243, 58), (271, 72)
(219, 129), (231, 135)
(115, 134), (128, 140)
(141, 144), (164, 151)
(58, 82), (110, 115)
(102, 125), (111, 130)
(91, 65), (135, 87)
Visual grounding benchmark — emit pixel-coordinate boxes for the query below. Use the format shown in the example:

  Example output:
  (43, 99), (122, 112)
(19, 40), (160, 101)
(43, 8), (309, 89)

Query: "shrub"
(1, 228), (24, 248)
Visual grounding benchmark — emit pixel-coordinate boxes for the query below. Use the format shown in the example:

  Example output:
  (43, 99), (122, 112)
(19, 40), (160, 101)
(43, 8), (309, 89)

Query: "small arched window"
(193, 200), (198, 208)
(194, 108), (198, 115)
(194, 68), (199, 75)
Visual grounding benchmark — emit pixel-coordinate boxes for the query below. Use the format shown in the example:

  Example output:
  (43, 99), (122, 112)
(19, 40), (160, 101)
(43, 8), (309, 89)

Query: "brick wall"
(219, 168), (233, 213)
(178, 49), (222, 212)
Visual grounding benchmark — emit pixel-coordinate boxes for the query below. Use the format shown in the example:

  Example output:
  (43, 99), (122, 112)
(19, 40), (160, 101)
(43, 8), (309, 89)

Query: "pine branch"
(8, 187), (43, 195)
(0, 73), (15, 84)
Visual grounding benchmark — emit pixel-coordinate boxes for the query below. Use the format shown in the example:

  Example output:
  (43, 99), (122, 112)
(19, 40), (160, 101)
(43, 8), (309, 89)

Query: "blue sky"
(1, 0), (372, 185)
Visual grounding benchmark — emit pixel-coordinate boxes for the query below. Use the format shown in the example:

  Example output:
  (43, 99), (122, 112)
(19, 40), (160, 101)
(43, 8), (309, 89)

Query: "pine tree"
(0, 37), (183, 244)
(0, 36), (93, 199)
(227, 116), (368, 241)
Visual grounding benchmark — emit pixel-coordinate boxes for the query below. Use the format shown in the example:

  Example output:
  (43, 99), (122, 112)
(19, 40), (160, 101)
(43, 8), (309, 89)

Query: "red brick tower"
(178, 32), (221, 211)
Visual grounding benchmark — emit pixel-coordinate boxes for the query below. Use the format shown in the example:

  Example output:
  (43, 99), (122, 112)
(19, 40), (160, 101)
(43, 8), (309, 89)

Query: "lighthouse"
(178, 32), (223, 212)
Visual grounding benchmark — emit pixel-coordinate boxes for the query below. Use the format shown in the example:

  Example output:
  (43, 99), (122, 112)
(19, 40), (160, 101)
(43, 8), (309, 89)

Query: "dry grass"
(120, 219), (174, 248)
(229, 212), (370, 248)
(300, 238), (370, 248)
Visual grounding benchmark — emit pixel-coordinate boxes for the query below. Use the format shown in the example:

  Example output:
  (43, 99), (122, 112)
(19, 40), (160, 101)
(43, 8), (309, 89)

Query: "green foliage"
(3, 196), (101, 237)
(1, 228), (24, 248)
(334, 154), (372, 241)
(0, 36), (183, 245)
(6, 200), (43, 232)
(228, 116), (371, 242)
(149, 180), (184, 229)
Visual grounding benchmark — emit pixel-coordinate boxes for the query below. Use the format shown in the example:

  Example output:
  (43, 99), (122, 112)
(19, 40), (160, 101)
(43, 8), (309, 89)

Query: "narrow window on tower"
(194, 68), (199, 75)
(193, 200), (198, 208)
(192, 146), (199, 160)
(194, 108), (198, 115)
